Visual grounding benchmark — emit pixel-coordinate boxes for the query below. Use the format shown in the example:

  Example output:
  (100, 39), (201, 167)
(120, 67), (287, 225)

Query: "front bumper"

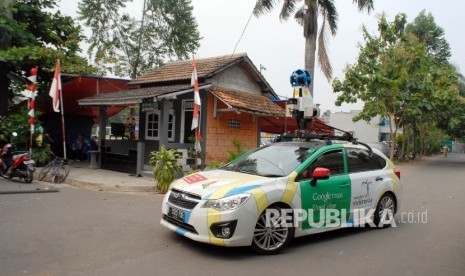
(160, 190), (260, 247)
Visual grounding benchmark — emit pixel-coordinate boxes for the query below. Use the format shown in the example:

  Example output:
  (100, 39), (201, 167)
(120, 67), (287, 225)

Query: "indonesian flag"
(191, 56), (202, 152)
(49, 60), (62, 112)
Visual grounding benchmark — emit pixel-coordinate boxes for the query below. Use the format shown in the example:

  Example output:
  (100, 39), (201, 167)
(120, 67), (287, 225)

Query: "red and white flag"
(191, 56), (202, 152)
(49, 60), (62, 112)
(27, 66), (38, 131)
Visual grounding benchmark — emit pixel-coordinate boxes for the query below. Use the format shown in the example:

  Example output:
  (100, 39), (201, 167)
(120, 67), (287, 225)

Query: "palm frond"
(318, 0), (338, 35)
(318, 17), (333, 80)
(280, 0), (299, 21)
(352, 0), (374, 12)
(294, 6), (305, 26)
(253, 0), (279, 17)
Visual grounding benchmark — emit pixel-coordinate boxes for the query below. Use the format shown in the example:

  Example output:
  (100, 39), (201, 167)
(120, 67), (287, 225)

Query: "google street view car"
(160, 139), (402, 254)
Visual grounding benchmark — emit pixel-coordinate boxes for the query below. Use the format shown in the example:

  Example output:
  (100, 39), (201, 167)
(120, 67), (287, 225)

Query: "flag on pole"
(27, 66), (38, 132)
(191, 56), (202, 152)
(49, 60), (62, 112)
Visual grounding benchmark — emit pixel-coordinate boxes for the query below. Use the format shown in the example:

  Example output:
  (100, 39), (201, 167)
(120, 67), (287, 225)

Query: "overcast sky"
(59, 0), (465, 113)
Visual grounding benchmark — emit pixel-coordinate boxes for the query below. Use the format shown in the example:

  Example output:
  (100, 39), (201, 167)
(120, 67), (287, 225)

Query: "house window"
(228, 119), (241, 129)
(146, 110), (175, 141)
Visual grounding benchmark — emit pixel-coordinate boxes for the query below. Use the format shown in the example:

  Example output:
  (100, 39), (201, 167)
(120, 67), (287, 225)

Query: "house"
(78, 53), (285, 174)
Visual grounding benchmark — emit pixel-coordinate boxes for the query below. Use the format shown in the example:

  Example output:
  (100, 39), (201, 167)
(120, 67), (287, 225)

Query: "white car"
(161, 141), (402, 254)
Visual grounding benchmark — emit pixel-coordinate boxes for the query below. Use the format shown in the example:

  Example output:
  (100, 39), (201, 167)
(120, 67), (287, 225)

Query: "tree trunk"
(0, 0), (13, 117)
(304, 0), (318, 97)
(400, 124), (407, 161)
(388, 114), (396, 160)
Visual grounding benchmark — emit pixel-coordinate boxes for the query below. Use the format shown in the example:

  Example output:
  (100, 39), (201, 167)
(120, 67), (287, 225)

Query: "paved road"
(1, 154), (464, 276)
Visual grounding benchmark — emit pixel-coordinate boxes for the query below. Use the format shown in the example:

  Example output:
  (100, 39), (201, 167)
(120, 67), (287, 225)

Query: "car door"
(345, 148), (389, 222)
(298, 149), (351, 230)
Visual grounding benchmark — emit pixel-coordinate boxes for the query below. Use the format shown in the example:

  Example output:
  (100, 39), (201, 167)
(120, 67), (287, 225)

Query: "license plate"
(167, 206), (185, 222)
(23, 160), (34, 165)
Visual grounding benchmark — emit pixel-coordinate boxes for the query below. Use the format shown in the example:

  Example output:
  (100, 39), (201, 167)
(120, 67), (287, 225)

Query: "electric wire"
(231, 3), (256, 56)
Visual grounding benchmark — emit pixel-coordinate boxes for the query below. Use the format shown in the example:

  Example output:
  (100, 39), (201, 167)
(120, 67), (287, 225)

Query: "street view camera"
(287, 69), (317, 131)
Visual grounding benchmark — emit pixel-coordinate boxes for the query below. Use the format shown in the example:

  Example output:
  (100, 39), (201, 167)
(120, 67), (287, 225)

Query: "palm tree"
(254, 0), (374, 95)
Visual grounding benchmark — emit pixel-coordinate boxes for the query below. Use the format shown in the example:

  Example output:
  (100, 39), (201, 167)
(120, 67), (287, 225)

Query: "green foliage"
(332, 13), (460, 159)
(0, 0), (98, 115)
(32, 146), (52, 166)
(208, 160), (224, 169)
(184, 168), (201, 175)
(227, 138), (247, 162)
(0, 121), (10, 144)
(0, 0), (95, 70)
(149, 146), (182, 193)
(406, 10), (451, 63)
(78, 0), (200, 78)
(0, 105), (36, 149)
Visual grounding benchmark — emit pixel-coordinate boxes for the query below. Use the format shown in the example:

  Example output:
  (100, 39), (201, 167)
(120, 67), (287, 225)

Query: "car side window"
(346, 148), (385, 173)
(299, 150), (345, 180)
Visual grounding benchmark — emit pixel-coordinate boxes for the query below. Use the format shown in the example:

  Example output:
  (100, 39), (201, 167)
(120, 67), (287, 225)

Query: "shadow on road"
(163, 226), (386, 259)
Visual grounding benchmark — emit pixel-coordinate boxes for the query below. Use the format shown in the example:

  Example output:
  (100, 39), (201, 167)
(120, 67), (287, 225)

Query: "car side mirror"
(311, 167), (331, 186)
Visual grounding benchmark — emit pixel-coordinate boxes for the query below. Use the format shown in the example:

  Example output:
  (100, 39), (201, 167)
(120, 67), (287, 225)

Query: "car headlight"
(203, 194), (251, 211)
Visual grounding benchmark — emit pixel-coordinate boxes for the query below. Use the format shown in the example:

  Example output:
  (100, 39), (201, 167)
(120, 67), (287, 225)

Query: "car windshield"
(221, 142), (324, 177)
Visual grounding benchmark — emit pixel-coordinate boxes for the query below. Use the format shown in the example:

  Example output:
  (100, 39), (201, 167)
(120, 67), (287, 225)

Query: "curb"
(34, 169), (157, 193)
(65, 178), (157, 193)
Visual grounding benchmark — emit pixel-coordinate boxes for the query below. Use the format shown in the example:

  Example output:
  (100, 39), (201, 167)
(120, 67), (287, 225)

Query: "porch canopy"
(78, 84), (285, 118)
(78, 83), (211, 106)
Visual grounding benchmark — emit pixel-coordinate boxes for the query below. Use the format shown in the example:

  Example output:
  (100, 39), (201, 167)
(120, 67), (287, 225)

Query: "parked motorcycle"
(0, 132), (35, 183)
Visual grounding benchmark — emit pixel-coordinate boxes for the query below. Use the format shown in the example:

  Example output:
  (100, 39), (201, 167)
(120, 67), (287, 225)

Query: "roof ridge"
(161, 52), (247, 66)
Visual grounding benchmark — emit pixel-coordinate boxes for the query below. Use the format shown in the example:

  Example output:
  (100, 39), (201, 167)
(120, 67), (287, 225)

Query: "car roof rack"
(279, 120), (373, 156)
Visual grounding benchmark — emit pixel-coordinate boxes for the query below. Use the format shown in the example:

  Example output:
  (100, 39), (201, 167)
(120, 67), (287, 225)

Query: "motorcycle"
(0, 132), (35, 183)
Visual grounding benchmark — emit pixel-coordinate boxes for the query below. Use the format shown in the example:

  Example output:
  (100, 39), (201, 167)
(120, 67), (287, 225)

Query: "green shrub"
(32, 147), (53, 167)
(227, 138), (246, 162)
(149, 146), (182, 193)
(208, 160), (224, 169)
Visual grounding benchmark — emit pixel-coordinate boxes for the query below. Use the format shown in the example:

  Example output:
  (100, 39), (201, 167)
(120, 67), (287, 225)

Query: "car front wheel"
(251, 206), (294, 255)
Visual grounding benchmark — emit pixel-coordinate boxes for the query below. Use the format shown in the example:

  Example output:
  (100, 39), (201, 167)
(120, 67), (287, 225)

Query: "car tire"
(251, 206), (294, 255)
(374, 193), (396, 228)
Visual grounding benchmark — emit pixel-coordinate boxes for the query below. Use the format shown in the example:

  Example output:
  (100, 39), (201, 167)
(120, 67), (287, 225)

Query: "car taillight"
(394, 168), (400, 179)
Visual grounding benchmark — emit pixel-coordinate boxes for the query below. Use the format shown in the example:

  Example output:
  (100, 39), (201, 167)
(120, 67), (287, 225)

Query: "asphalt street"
(0, 154), (464, 276)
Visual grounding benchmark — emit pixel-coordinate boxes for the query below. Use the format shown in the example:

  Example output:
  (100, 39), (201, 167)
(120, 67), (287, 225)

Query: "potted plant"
(149, 146), (182, 193)
(186, 135), (201, 169)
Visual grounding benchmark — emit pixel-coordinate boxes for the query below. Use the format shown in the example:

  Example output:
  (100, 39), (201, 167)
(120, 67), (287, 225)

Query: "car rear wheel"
(251, 207), (294, 255)
(374, 193), (396, 228)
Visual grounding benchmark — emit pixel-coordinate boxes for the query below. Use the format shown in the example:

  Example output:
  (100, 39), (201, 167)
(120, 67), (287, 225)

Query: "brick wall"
(205, 95), (258, 164)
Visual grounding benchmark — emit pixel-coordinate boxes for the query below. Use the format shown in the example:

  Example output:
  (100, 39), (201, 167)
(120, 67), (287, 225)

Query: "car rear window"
(346, 148), (386, 173)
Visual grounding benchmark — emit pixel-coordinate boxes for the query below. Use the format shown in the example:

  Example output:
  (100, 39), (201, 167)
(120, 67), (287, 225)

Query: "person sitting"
(71, 134), (83, 161)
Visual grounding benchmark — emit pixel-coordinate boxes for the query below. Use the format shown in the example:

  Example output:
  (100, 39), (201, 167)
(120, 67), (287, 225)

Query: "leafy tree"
(407, 11), (465, 144)
(406, 10), (451, 63)
(253, 0), (374, 94)
(332, 13), (459, 160)
(78, 0), (201, 79)
(0, 0), (97, 116)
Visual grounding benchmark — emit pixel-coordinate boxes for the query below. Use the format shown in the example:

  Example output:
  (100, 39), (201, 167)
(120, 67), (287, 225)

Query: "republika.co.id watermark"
(265, 208), (428, 228)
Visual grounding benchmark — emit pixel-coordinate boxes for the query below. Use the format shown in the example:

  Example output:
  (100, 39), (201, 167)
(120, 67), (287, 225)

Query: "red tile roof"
(130, 53), (247, 85)
(211, 87), (285, 117)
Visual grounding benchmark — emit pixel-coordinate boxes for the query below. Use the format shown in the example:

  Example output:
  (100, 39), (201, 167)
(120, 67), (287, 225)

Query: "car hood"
(170, 169), (274, 200)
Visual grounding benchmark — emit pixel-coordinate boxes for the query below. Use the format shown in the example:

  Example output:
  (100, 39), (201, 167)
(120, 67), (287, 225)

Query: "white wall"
(328, 111), (380, 143)
(210, 65), (261, 93)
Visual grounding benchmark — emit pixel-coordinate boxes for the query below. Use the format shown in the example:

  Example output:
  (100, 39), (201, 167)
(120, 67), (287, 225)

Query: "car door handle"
(376, 177), (383, 181)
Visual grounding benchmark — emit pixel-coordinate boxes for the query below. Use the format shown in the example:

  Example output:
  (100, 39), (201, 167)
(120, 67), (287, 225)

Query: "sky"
(58, 0), (465, 113)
